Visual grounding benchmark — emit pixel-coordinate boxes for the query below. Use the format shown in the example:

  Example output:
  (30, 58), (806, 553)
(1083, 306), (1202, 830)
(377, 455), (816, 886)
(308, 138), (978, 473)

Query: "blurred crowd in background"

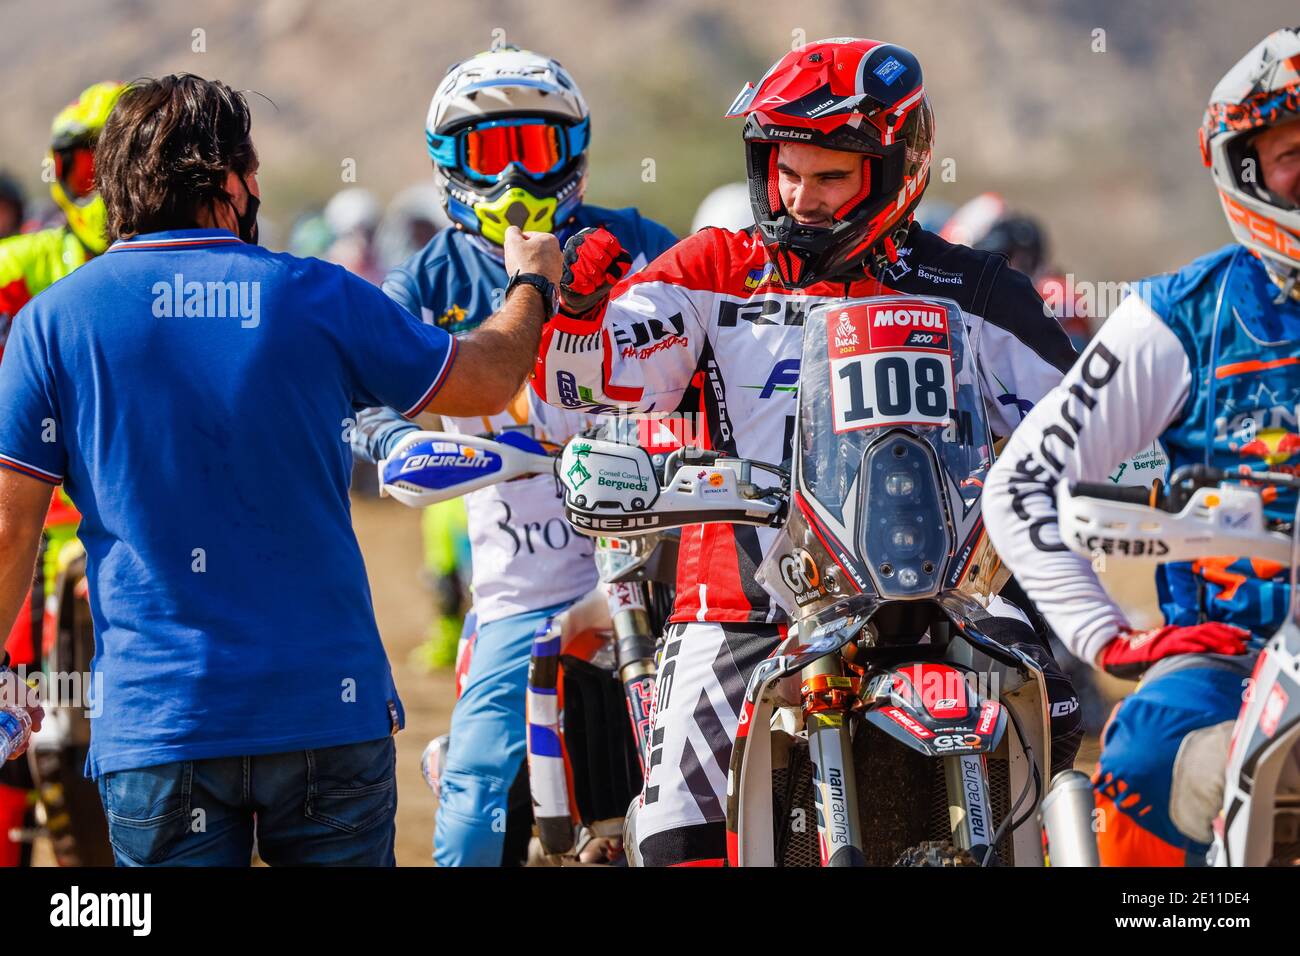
(0, 166), (1094, 351)
(0, 145), (1096, 688)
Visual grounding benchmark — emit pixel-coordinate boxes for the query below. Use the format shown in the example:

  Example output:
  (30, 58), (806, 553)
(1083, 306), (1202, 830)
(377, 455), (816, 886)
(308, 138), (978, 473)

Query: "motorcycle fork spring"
(800, 673), (862, 716)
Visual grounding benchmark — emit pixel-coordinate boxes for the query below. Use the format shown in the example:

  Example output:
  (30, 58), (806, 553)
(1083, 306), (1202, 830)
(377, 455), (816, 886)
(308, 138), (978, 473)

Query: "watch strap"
(505, 271), (557, 320)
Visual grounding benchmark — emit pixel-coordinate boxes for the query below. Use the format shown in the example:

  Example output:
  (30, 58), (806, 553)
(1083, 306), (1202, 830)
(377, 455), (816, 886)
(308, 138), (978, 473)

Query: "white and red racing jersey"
(532, 223), (1077, 624)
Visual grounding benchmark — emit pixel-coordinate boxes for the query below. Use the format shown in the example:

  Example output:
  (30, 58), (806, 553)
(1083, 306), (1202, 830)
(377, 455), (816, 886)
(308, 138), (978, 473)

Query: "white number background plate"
(830, 350), (955, 433)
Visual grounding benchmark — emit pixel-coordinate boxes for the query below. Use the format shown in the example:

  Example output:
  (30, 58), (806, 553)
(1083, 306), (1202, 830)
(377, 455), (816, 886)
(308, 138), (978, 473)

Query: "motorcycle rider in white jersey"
(985, 28), (1300, 866)
(352, 46), (675, 866)
(531, 38), (1084, 865)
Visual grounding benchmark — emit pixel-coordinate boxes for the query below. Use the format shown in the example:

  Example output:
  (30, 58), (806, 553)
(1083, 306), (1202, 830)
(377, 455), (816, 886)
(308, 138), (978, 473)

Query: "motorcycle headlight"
(884, 472), (915, 497)
(860, 433), (950, 598)
(889, 525), (921, 556)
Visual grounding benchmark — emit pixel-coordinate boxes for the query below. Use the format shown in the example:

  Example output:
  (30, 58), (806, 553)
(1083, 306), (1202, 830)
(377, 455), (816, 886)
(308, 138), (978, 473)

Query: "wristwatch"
(504, 270), (558, 320)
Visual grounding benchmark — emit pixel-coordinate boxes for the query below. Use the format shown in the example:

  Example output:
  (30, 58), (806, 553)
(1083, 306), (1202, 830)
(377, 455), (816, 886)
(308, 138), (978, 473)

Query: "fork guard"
(526, 588), (611, 855)
(725, 615), (866, 867)
(860, 661), (1009, 758)
(526, 587), (646, 859)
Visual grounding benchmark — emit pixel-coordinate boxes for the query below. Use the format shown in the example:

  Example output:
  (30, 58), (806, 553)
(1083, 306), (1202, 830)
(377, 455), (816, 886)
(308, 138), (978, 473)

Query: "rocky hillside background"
(1, 0), (1296, 287)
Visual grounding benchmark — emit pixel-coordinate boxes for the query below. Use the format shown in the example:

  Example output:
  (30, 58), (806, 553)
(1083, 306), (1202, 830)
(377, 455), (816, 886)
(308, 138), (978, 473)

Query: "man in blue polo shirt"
(0, 73), (562, 866)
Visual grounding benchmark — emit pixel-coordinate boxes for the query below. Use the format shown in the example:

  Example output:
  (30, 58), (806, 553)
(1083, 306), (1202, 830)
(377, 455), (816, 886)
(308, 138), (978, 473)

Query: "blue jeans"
(95, 737), (397, 866)
(434, 601), (570, 866)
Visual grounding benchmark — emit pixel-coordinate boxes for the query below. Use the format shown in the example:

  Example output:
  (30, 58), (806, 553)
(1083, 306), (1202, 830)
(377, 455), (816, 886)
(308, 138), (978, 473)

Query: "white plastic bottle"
(0, 706), (31, 762)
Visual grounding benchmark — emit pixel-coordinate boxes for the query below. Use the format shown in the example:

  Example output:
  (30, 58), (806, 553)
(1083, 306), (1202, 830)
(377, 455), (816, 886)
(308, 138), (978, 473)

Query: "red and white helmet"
(726, 38), (934, 288)
(1200, 28), (1300, 278)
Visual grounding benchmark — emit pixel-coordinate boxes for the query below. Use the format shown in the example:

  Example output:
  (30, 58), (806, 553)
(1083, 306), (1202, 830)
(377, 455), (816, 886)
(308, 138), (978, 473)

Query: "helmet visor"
(54, 146), (96, 200)
(462, 119), (567, 181)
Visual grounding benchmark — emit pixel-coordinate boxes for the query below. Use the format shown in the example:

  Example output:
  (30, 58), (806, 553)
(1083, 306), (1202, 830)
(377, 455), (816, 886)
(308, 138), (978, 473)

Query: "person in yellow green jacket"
(0, 81), (124, 357)
(0, 80), (122, 868)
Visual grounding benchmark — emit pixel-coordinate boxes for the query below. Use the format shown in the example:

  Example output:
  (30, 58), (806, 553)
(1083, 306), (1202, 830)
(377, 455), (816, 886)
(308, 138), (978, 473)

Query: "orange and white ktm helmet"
(1200, 28), (1300, 283)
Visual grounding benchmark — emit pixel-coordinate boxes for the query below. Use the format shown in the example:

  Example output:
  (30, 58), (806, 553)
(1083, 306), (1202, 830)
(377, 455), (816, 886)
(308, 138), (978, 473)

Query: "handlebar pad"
(1067, 481), (1164, 509)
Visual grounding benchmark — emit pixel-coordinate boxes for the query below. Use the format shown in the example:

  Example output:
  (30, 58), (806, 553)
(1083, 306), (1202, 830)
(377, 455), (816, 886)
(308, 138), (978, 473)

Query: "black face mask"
(226, 174), (260, 245)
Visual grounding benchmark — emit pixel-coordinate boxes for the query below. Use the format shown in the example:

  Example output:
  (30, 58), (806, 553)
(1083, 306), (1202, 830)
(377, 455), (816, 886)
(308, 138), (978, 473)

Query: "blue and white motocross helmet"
(426, 46), (591, 246)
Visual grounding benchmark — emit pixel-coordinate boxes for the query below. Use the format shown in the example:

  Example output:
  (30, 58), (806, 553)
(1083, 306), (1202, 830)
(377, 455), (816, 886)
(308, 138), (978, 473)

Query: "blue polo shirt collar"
(108, 228), (244, 252)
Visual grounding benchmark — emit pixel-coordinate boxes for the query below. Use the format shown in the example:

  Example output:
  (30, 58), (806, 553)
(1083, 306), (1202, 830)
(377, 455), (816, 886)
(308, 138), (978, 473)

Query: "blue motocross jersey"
(1136, 246), (1300, 643)
(353, 202), (677, 462)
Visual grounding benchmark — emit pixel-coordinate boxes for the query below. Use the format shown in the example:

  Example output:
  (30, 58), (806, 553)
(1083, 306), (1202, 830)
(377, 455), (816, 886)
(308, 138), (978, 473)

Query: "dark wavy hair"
(96, 74), (258, 240)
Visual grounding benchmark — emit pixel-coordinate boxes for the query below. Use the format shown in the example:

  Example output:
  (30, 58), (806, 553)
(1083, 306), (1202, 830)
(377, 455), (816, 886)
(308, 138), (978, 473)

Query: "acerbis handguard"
(1057, 479), (1290, 565)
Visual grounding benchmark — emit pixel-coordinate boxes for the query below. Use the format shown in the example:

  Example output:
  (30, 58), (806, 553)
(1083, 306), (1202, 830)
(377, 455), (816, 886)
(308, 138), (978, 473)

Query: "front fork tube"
(944, 752), (996, 863)
(611, 603), (657, 775)
(803, 656), (866, 867)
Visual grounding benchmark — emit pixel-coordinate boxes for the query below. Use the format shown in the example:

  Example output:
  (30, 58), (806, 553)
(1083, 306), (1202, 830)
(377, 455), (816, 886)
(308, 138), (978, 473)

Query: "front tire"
(895, 841), (978, 867)
(33, 545), (113, 866)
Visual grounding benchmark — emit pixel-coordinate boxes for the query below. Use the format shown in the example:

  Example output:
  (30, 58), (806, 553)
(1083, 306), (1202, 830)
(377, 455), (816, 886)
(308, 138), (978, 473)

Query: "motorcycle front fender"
(727, 657), (786, 867)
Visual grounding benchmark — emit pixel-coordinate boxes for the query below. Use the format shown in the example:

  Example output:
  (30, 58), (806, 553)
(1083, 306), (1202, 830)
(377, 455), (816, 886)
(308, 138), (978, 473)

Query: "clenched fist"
(559, 227), (632, 321)
(503, 226), (563, 285)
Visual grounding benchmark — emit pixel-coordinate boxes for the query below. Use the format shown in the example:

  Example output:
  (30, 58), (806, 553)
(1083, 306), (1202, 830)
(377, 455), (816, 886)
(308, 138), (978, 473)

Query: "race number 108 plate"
(827, 301), (956, 434)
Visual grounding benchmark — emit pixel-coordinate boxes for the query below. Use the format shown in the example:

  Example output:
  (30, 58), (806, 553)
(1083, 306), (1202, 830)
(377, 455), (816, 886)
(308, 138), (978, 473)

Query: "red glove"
(1096, 622), (1250, 680)
(559, 227), (632, 322)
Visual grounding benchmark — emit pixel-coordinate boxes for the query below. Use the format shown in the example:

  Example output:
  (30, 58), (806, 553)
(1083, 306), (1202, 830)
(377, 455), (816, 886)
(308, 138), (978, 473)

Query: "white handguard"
(1057, 480), (1291, 565)
(378, 430), (556, 509)
(557, 437), (784, 538)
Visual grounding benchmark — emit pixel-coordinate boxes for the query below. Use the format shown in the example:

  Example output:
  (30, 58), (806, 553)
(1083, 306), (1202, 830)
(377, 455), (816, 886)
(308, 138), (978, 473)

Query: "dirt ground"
(28, 492), (451, 868)
(351, 493), (457, 867)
